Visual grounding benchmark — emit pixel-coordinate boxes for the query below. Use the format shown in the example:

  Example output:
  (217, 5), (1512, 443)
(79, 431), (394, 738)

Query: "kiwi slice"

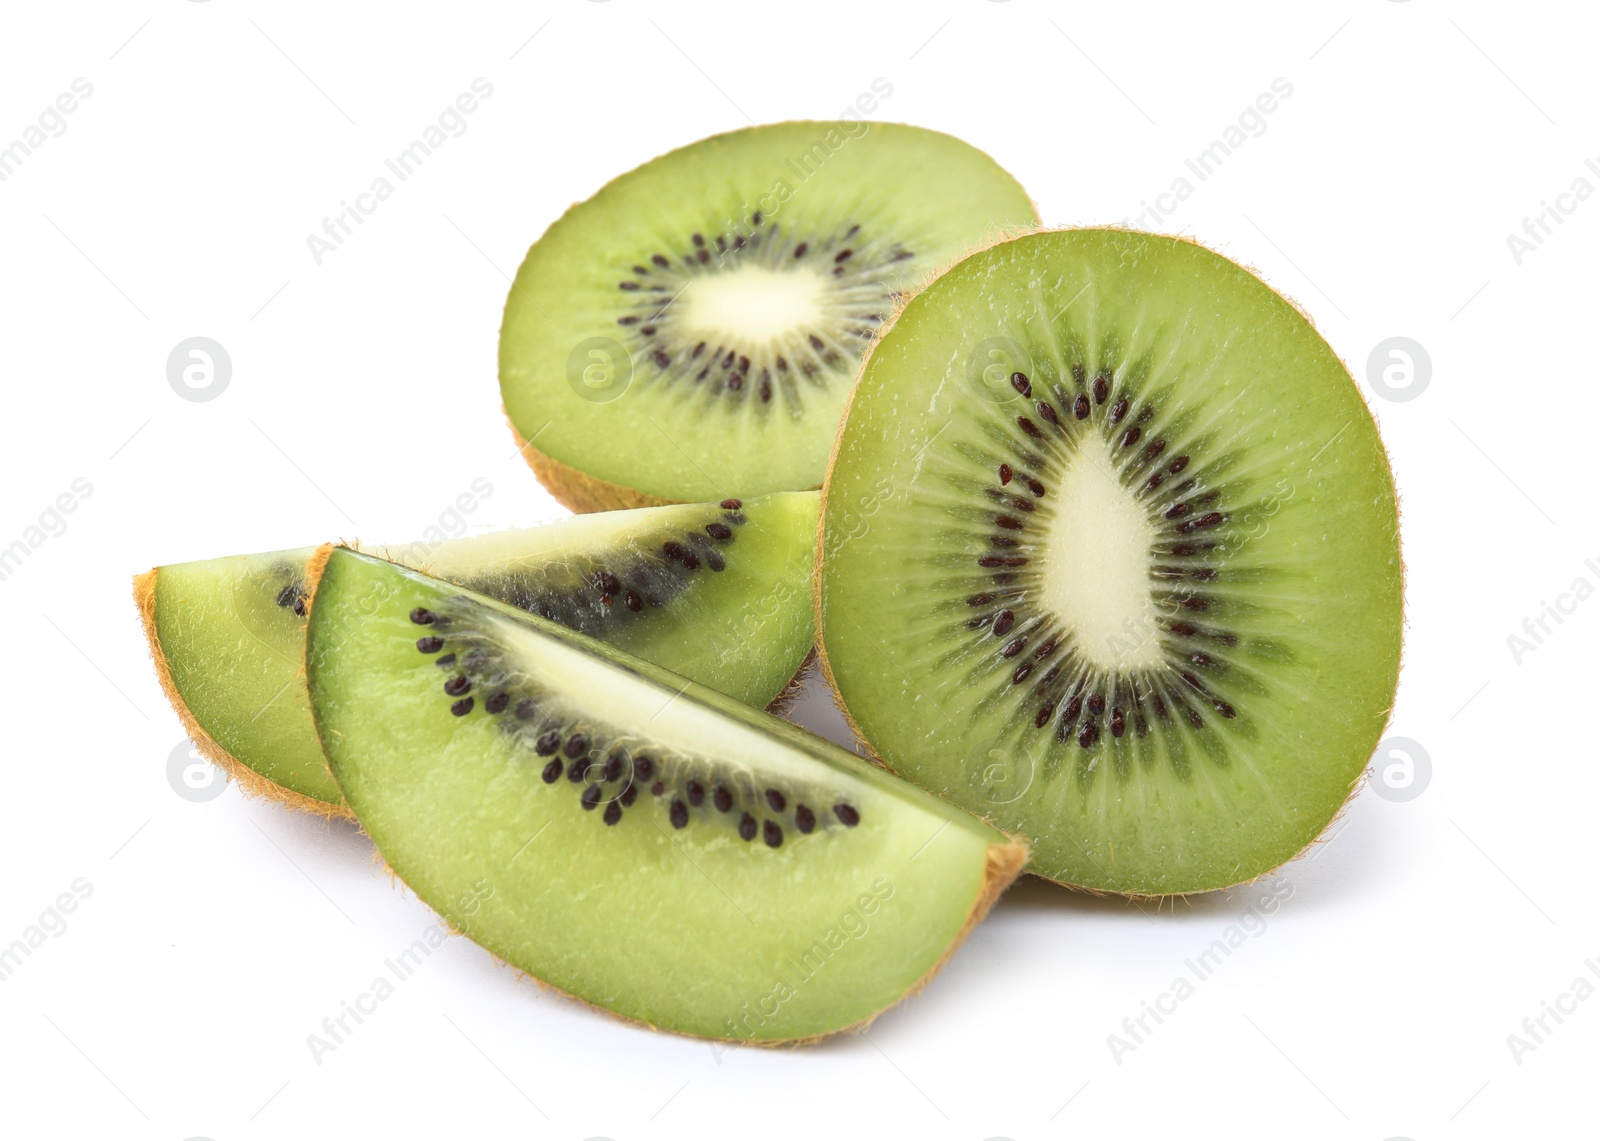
(816, 229), (1403, 896)
(306, 548), (1025, 1042)
(136, 493), (818, 813)
(500, 121), (1037, 511)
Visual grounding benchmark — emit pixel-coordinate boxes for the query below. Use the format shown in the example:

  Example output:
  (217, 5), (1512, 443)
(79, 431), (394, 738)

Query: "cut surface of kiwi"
(307, 548), (1025, 1042)
(817, 229), (1402, 896)
(500, 121), (1038, 510)
(137, 492), (819, 811)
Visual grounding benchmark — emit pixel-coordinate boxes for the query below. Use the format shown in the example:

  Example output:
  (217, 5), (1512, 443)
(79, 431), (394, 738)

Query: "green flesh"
(308, 549), (1019, 1042)
(500, 121), (1037, 502)
(818, 230), (1402, 895)
(148, 493), (819, 806)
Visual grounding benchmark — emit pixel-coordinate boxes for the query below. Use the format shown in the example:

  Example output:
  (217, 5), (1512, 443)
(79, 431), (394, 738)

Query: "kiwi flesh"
(306, 548), (1025, 1042)
(500, 121), (1038, 511)
(137, 492), (819, 811)
(816, 229), (1402, 896)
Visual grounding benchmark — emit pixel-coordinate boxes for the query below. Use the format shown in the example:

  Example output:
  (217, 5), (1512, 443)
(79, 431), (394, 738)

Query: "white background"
(0, 2), (1593, 1138)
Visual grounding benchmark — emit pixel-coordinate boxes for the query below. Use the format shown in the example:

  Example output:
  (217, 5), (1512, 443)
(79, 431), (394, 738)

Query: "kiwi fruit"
(499, 121), (1038, 511)
(816, 229), (1403, 896)
(137, 492), (819, 813)
(306, 547), (1025, 1042)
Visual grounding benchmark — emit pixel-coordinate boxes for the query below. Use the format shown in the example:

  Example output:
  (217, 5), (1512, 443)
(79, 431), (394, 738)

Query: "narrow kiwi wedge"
(306, 548), (1026, 1043)
(817, 229), (1403, 896)
(136, 492), (819, 813)
(500, 121), (1038, 511)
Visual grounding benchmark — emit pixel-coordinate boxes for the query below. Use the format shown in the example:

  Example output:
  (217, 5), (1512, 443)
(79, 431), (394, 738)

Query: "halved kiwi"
(500, 121), (1038, 511)
(816, 229), (1403, 896)
(307, 548), (1025, 1042)
(136, 493), (818, 813)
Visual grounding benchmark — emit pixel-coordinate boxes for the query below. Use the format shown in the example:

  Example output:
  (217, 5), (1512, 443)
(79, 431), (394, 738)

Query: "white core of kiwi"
(675, 264), (831, 346)
(1038, 439), (1164, 672)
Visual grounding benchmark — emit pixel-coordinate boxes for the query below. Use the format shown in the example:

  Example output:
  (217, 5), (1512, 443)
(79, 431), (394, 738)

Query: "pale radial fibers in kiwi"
(818, 229), (1403, 896)
(500, 121), (1038, 507)
(308, 550), (1025, 1042)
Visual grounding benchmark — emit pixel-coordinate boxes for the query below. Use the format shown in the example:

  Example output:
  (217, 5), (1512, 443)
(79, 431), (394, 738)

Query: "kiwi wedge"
(816, 229), (1403, 896)
(136, 493), (818, 813)
(499, 121), (1037, 511)
(306, 548), (1025, 1042)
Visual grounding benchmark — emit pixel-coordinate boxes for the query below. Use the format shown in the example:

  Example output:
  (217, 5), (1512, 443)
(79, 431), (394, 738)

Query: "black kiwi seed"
(998, 463), (1013, 484)
(435, 653), (457, 668)
(625, 591), (643, 612)
(595, 570), (622, 595)
(686, 780), (705, 807)
(681, 551), (701, 570)
(535, 731), (561, 755)
(794, 804), (816, 833)
(444, 675), (471, 696)
(651, 780), (665, 797)
(992, 610), (1015, 637)
(635, 756), (655, 781)
(1010, 371), (1031, 397)
(450, 697), (474, 716)
(410, 607), (435, 625)
(763, 821), (783, 848)
(704, 550), (726, 572)
(541, 759), (562, 783)
(713, 785), (733, 812)
(738, 813), (757, 841)
(485, 692), (509, 715)
(1092, 375), (1110, 403)
(670, 800), (688, 829)
(568, 758), (587, 782)
(564, 733), (589, 759)
(1073, 394), (1090, 419)
(834, 804), (860, 827)
(581, 784), (603, 811)
(603, 751), (625, 782)
(706, 522), (732, 540)
(603, 801), (623, 826)
(620, 784), (638, 807)
(416, 636), (444, 653)
(765, 789), (786, 812)
(720, 498), (742, 510)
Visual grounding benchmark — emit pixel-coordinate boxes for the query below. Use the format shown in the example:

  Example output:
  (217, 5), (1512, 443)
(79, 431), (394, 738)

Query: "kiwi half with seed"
(816, 229), (1403, 896)
(500, 121), (1037, 511)
(136, 492), (819, 813)
(307, 548), (1025, 1042)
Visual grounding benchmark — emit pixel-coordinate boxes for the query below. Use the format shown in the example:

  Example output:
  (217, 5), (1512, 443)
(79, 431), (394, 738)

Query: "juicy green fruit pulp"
(500, 121), (1038, 502)
(818, 229), (1403, 895)
(308, 549), (1020, 1042)
(148, 493), (819, 806)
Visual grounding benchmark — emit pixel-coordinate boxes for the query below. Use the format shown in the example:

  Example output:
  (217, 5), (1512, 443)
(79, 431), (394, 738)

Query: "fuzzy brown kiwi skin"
(133, 554), (353, 820)
(507, 410), (675, 513)
(811, 224), (1406, 900)
(304, 545), (1027, 1045)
